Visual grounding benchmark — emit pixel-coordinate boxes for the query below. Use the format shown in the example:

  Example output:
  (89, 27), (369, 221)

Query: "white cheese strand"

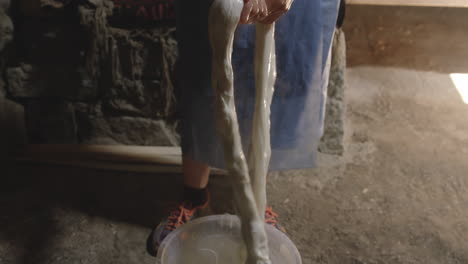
(208, 0), (275, 263)
(248, 22), (276, 220)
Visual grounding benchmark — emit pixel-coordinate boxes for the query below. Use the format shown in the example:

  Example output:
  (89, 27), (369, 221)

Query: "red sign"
(110, 0), (176, 27)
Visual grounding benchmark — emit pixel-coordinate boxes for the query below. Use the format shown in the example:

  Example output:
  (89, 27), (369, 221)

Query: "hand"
(240, 0), (268, 24)
(240, 0), (293, 24)
(260, 0), (294, 24)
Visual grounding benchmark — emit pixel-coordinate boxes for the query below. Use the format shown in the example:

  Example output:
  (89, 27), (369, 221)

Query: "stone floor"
(2, 5), (468, 264)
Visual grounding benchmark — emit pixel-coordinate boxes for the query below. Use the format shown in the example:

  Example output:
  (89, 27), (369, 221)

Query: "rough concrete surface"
(2, 5), (468, 264)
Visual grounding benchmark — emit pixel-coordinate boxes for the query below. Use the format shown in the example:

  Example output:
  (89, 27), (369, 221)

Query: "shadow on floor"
(0, 163), (183, 264)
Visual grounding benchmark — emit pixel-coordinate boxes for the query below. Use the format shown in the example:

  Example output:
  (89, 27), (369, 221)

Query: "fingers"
(259, 9), (285, 24)
(240, 0), (269, 24)
(259, 0), (292, 24)
(258, 0), (268, 20)
(240, 0), (293, 25)
(246, 0), (260, 24)
(240, 1), (254, 24)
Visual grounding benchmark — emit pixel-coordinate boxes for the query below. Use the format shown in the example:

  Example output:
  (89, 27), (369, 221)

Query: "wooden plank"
(346, 0), (468, 7)
(19, 144), (182, 165)
(14, 144), (227, 175)
(21, 144), (182, 156)
(15, 157), (185, 174)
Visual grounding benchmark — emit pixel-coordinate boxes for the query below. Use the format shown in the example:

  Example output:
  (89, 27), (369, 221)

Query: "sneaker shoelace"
(165, 204), (197, 231)
(265, 207), (279, 226)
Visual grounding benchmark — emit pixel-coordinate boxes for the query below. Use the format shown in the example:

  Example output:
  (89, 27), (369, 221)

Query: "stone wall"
(3, 0), (179, 146)
(0, 0), (346, 160)
(0, 0), (27, 160)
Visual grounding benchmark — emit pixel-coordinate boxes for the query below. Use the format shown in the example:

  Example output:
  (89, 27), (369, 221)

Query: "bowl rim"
(156, 213), (302, 264)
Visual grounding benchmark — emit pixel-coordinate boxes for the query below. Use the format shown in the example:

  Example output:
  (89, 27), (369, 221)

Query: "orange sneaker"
(265, 207), (286, 233)
(146, 198), (209, 256)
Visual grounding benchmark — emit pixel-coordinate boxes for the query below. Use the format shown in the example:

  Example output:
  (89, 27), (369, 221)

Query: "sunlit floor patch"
(450, 73), (468, 104)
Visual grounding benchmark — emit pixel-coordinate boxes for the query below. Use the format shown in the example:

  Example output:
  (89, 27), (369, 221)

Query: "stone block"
(6, 16), (94, 99)
(25, 99), (78, 143)
(319, 29), (346, 156)
(0, 98), (27, 160)
(6, 64), (34, 96)
(0, 0), (10, 9)
(95, 27), (178, 118)
(0, 2), (13, 98)
(319, 98), (344, 155)
(327, 30), (346, 101)
(75, 102), (179, 146)
(0, 7), (13, 51)
(107, 117), (179, 146)
(16, 0), (75, 17)
(14, 18), (85, 64)
(6, 63), (97, 100)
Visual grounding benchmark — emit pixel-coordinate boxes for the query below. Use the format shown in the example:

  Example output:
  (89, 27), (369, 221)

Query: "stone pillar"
(319, 28), (346, 156)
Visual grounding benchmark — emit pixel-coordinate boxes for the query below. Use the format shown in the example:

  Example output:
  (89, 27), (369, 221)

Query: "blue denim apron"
(176, 0), (339, 170)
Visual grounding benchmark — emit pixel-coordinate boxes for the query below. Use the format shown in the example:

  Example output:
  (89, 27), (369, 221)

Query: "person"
(146, 0), (340, 256)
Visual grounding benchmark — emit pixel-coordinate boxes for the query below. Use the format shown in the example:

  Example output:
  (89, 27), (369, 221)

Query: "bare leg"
(146, 158), (210, 256)
(183, 156), (211, 189)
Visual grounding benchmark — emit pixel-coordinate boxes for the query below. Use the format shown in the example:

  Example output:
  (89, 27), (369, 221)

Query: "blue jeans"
(176, 0), (339, 170)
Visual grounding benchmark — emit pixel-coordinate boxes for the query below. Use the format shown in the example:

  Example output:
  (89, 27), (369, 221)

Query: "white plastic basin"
(156, 214), (302, 264)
